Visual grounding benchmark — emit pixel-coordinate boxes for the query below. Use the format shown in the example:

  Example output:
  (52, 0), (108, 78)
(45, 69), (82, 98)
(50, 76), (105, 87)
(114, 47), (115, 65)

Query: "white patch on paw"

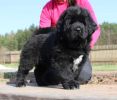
(72, 55), (83, 72)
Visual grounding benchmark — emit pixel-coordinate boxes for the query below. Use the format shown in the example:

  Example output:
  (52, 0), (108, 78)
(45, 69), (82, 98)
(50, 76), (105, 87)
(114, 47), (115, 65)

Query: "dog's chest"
(72, 55), (84, 72)
(54, 48), (84, 64)
(57, 50), (84, 72)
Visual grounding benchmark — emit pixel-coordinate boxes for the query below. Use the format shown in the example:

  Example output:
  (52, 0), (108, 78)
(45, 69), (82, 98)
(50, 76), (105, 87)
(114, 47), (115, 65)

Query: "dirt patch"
(89, 71), (117, 84)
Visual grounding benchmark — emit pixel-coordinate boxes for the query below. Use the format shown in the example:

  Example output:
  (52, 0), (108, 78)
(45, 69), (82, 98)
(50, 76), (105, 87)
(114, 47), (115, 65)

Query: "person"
(39, 0), (101, 84)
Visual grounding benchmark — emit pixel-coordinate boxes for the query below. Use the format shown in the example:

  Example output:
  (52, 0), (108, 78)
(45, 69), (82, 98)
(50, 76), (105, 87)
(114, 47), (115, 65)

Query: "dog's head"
(56, 6), (97, 49)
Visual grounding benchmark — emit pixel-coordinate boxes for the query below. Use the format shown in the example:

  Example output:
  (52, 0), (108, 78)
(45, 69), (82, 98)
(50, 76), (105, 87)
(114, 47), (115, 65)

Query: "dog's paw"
(62, 80), (80, 90)
(16, 80), (26, 87)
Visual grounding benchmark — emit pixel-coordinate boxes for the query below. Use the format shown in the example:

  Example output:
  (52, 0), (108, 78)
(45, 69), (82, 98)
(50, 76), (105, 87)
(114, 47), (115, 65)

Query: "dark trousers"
(78, 57), (92, 84)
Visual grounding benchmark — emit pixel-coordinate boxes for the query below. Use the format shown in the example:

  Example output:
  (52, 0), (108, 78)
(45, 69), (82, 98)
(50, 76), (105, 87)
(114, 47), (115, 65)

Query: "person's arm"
(80, 0), (101, 48)
(39, 2), (52, 28)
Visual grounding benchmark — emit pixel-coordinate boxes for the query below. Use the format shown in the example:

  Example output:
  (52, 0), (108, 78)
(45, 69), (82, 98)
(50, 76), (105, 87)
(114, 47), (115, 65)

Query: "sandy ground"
(0, 64), (117, 99)
(0, 83), (117, 100)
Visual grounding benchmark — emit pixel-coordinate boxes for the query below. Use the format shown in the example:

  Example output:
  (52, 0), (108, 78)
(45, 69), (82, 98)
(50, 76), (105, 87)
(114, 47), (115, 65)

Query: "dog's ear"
(80, 8), (97, 36)
(56, 10), (69, 42)
(56, 6), (82, 33)
(56, 11), (67, 33)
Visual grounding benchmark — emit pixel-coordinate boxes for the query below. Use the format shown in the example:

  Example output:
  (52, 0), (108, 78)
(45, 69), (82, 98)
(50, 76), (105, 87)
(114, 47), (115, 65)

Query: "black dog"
(16, 6), (97, 89)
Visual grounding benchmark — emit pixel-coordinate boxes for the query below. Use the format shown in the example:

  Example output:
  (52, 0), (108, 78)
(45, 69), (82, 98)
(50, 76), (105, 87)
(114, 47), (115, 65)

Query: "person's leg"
(77, 56), (92, 84)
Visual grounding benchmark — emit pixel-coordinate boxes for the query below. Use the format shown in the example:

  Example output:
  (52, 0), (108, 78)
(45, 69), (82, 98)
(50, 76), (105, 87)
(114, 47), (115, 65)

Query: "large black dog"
(16, 6), (97, 89)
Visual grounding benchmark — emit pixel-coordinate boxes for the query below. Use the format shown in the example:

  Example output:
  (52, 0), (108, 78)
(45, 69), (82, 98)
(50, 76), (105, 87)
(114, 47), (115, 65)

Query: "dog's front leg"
(16, 66), (28, 87)
(62, 80), (80, 89)
(16, 56), (35, 87)
(60, 66), (80, 89)
(16, 44), (38, 87)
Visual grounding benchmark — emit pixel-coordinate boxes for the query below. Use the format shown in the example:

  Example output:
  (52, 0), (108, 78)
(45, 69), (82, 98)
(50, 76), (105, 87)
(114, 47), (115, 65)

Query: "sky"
(0, 0), (117, 35)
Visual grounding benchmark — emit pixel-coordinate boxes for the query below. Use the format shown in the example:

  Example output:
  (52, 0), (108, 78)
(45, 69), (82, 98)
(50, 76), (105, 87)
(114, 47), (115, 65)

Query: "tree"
(96, 22), (117, 45)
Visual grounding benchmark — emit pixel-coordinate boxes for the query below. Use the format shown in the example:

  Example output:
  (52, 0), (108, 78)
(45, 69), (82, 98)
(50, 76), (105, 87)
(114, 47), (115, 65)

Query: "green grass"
(2, 63), (18, 68)
(2, 63), (117, 71)
(92, 64), (117, 71)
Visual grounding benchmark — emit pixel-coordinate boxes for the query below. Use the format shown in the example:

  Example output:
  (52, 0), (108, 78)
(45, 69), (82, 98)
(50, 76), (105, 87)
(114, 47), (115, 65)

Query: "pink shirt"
(39, 0), (100, 48)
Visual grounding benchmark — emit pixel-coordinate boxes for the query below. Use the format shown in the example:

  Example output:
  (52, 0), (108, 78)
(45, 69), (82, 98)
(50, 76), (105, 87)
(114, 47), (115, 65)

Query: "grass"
(92, 64), (117, 71)
(2, 63), (19, 68)
(2, 63), (117, 71)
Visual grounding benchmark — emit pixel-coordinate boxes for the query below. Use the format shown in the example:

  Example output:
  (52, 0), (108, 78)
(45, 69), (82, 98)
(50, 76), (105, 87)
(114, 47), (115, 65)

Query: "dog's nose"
(76, 27), (81, 33)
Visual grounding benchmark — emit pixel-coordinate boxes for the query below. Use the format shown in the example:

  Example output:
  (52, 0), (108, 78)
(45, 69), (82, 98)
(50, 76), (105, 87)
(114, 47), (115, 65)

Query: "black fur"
(16, 6), (97, 89)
